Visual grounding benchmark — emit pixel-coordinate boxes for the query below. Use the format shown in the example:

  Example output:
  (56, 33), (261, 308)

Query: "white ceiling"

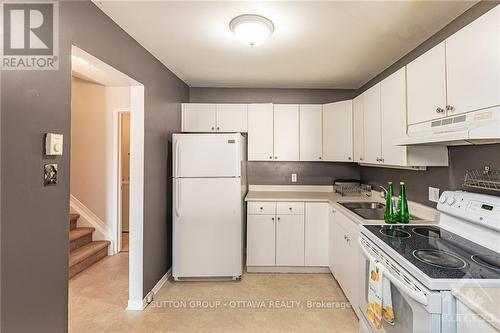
(94, 1), (476, 89)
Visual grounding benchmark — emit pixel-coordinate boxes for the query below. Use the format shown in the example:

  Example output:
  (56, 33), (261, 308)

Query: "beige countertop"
(453, 287), (500, 331)
(245, 185), (439, 225)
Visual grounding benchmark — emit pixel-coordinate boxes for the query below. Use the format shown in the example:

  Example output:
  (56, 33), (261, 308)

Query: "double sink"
(339, 202), (420, 220)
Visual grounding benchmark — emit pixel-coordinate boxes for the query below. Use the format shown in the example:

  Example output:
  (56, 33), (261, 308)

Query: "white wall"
(70, 77), (130, 236)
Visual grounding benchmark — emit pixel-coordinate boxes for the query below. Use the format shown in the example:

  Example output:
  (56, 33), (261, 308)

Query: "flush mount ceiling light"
(229, 14), (274, 47)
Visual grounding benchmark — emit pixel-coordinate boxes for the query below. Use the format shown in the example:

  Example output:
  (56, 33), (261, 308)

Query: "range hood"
(394, 107), (500, 146)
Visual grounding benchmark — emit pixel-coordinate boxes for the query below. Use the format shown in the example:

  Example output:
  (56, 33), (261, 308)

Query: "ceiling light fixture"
(229, 14), (274, 47)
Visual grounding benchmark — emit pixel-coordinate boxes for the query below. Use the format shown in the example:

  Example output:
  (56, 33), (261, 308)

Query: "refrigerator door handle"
(175, 179), (181, 218)
(174, 139), (180, 178)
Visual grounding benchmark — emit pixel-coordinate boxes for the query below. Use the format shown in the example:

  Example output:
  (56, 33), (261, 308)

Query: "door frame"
(113, 108), (131, 254)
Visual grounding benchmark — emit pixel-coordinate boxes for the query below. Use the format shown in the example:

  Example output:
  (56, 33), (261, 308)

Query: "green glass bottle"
(384, 182), (396, 224)
(398, 182), (410, 224)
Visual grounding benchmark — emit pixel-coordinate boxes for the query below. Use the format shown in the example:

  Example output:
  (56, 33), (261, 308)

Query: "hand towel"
(367, 259), (395, 329)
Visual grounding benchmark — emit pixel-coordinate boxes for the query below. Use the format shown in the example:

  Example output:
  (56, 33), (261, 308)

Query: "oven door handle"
(358, 238), (429, 306)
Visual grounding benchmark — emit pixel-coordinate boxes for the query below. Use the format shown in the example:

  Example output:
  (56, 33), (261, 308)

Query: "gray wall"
(361, 144), (500, 206)
(1, 2), (188, 333)
(248, 162), (360, 185)
(189, 87), (357, 104)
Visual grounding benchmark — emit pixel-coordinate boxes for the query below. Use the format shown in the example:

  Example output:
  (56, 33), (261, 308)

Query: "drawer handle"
(260, 207), (263, 210)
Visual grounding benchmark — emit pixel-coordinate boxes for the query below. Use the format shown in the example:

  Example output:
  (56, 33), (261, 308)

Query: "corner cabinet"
(323, 100), (353, 162)
(181, 103), (247, 133)
(247, 201), (329, 269)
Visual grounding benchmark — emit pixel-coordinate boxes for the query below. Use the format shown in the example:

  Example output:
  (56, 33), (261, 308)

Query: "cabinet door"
(216, 104), (248, 132)
(299, 104), (323, 161)
(248, 103), (274, 161)
(182, 104), (216, 132)
(446, 7), (500, 115)
(380, 68), (408, 166)
(323, 100), (353, 162)
(328, 208), (336, 274)
(353, 95), (364, 163)
(276, 214), (304, 266)
(330, 209), (347, 286)
(407, 42), (447, 125)
(247, 214), (276, 266)
(362, 84), (382, 164)
(305, 203), (329, 266)
(273, 104), (300, 161)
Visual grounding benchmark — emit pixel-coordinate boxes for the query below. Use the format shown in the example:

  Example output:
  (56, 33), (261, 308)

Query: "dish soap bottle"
(384, 182), (396, 224)
(398, 182), (410, 224)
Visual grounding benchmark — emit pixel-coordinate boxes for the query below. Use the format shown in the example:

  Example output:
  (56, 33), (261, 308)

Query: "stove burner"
(413, 249), (467, 269)
(471, 255), (500, 271)
(379, 227), (411, 239)
(413, 226), (451, 239)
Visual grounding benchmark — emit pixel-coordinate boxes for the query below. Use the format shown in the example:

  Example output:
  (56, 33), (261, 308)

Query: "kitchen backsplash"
(247, 161), (360, 185)
(361, 144), (500, 207)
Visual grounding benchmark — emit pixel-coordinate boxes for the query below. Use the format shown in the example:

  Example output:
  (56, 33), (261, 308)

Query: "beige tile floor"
(69, 253), (359, 333)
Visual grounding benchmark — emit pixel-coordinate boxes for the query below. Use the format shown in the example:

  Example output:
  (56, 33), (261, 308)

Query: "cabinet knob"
(436, 107), (445, 114)
(211, 126), (215, 131)
(269, 156), (273, 160)
(217, 127), (220, 131)
(318, 156), (322, 160)
(360, 158), (364, 161)
(277, 217), (281, 221)
(274, 156), (278, 159)
(446, 105), (455, 112)
(289, 207), (292, 210)
(332, 209), (336, 213)
(348, 157), (352, 160)
(271, 217), (275, 221)
(260, 207), (263, 210)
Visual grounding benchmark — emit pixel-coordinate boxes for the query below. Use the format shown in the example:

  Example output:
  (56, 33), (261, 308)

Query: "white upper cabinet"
(248, 103), (274, 161)
(299, 104), (323, 161)
(323, 100), (353, 162)
(446, 7), (500, 115)
(362, 84), (382, 164)
(353, 95), (364, 163)
(216, 104), (248, 132)
(380, 68), (408, 166)
(182, 103), (217, 132)
(273, 104), (300, 161)
(407, 42), (447, 125)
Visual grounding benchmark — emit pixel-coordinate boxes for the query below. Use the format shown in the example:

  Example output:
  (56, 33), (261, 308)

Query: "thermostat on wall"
(45, 133), (63, 156)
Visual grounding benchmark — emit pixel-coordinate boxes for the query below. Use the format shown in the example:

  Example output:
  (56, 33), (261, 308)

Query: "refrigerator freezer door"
(173, 133), (241, 178)
(173, 177), (242, 278)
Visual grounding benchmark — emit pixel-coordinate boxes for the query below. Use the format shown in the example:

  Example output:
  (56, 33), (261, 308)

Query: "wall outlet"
(291, 173), (297, 183)
(429, 187), (440, 203)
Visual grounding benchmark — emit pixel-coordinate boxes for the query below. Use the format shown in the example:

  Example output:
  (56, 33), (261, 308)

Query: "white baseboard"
(127, 268), (172, 311)
(247, 266), (330, 274)
(70, 194), (115, 255)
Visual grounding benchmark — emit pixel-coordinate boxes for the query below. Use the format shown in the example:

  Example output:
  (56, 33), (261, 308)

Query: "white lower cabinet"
(329, 206), (360, 315)
(276, 214), (305, 266)
(247, 214), (276, 266)
(305, 202), (329, 266)
(247, 201), (330, 268)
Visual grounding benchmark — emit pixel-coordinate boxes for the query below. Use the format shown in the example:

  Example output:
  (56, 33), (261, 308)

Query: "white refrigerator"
(172, 133), (246, 280)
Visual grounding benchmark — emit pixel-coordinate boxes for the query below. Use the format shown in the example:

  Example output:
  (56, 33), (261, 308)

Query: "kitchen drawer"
(277, 202), (304, 215)
(247, 202), (276, 215)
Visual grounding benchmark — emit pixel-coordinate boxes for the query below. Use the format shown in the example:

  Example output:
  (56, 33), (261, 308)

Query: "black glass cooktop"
(363, 225), (500, 280)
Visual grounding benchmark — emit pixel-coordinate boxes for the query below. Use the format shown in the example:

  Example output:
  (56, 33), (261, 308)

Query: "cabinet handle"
(380, 158), (384, 163)
(217, 126), (220, 131)
(436, 107), (445, 114)
(211, 126), (215, 131)
(274, 156), (278, 160)
(446, 105), (455, 112)
(360, 157), (364, 161)
(271, 217), (275, 221)
(269, 156), (273, 160)
(332, 209), (336, 213)
(289, 207), (292, 210)
(318, 156), (322, 160)
(260, 207), (263, 210)
(348, 157), (352, 161)
(277, 217), (281, 221)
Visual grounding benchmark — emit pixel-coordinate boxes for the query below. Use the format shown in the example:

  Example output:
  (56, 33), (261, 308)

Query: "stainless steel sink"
(339, 202), (421, 220)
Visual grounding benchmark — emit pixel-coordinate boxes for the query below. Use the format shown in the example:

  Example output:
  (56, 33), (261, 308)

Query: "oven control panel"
(438, 191), (500, 232)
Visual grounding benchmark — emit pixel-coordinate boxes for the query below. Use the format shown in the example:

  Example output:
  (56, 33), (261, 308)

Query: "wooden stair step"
(69, 227), (95, 251)
(69, 241), (110, 278)
(69, 213), (80, 231)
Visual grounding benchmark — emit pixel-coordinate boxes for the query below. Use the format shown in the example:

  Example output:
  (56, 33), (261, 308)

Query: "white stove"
(358, 191), (500, 333)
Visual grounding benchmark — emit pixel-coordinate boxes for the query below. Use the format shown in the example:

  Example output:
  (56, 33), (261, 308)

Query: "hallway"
(69, 253), (358, 333)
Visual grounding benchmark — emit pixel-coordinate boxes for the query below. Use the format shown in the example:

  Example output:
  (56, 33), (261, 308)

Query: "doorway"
(119, 112), (130, 252)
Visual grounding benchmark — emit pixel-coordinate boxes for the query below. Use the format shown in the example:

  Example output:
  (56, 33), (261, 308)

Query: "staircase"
(69, 213), (110, 278)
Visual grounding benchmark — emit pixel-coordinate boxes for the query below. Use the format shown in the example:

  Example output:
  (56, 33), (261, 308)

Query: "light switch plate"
(45, 133), (63, 155)
(429, 187), (440, 203)
(291, 174), (297, 183)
